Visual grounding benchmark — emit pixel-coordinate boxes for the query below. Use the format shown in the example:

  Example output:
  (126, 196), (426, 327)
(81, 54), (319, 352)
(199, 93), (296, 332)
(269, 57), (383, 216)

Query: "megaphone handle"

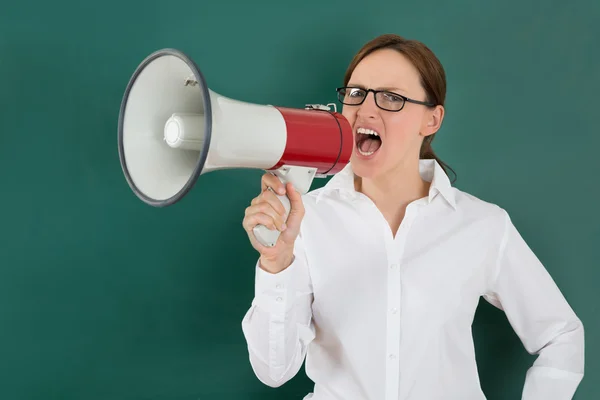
(252, 185), (291, 248)
(252, 166), (316, 248)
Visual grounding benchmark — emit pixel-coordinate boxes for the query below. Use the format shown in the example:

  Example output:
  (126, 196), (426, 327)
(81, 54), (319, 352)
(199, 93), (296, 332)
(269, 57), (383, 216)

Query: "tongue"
(359, 137), (381, 153)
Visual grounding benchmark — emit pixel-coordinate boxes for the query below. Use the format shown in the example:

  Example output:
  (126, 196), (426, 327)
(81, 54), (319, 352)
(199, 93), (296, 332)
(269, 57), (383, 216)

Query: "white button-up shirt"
(241, 160), (584, 400)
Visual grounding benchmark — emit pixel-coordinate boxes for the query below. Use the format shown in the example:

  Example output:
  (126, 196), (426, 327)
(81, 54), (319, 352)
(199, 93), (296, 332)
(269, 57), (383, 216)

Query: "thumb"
(282, 183), (304, 231)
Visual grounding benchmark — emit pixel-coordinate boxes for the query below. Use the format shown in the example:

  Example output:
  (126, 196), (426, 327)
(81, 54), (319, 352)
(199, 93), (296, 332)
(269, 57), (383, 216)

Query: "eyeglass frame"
(335, 86), (436, 112)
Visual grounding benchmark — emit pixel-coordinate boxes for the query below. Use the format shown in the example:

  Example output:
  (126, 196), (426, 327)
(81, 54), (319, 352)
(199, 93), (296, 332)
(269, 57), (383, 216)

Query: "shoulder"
(450, 186), (510, 231)
(299, 185), (351, 214)
(297, 187), (343, 224)
(302, 186), (331, 205)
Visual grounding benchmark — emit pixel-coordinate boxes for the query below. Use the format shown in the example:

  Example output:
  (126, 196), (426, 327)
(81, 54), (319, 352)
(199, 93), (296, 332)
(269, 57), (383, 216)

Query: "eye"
(347, 88), (365, 98)
(382, 92), (403, 102)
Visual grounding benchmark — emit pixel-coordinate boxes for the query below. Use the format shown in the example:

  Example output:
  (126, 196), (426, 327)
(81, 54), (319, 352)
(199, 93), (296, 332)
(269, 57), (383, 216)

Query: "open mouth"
(355, 127), (382, 157)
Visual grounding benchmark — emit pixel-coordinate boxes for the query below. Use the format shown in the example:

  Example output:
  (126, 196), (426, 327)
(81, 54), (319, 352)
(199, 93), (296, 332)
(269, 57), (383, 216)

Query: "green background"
(0, 0), (598, 398)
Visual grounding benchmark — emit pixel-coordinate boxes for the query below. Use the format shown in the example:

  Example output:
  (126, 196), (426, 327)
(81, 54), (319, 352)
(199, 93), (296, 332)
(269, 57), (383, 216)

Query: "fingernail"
(281, 223), (287, 231)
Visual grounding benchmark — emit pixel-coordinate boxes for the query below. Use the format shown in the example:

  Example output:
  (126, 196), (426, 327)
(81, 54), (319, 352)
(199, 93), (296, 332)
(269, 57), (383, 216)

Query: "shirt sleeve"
(241, 231), (316, 387)
(483, 210), (585, 399)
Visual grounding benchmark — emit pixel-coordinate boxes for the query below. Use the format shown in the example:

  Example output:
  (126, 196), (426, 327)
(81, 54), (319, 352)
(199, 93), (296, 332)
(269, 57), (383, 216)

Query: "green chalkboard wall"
(0, 0), (597, 399)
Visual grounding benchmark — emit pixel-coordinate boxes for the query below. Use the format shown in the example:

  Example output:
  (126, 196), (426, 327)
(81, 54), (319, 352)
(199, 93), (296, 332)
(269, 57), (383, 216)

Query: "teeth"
(356, 127), (379, 157)
(357, 127), (379, 136)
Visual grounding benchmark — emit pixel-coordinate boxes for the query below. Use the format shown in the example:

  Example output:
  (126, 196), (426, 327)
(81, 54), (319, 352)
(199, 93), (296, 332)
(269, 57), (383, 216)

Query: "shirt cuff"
(252, 258), (297, 314)
(522, 366), (584, 400)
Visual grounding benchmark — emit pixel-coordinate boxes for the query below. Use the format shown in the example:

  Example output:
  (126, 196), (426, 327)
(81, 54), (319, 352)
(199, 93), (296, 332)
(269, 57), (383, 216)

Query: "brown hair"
(343, 34), (456, 183)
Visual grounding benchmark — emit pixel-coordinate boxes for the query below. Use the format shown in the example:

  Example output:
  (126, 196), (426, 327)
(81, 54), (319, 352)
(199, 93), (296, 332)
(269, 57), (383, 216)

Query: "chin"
(349, 150), (384, 179)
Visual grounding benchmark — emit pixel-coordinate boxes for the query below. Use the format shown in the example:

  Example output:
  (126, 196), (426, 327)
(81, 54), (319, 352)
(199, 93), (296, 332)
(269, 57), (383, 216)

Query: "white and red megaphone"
(118, 48), (353, 247)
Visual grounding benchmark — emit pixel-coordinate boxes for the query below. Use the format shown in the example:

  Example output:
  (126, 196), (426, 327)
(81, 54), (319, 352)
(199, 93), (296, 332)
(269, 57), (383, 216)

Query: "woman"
(240, 34), (584, 400)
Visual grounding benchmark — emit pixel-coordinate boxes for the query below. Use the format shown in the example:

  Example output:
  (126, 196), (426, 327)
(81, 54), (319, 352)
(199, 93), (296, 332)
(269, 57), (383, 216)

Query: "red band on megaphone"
(272, 107), (353, 175)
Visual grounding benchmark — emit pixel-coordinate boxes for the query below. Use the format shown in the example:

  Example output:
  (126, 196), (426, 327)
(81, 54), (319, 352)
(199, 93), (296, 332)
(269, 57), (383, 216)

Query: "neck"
(354, 158), (430, 219)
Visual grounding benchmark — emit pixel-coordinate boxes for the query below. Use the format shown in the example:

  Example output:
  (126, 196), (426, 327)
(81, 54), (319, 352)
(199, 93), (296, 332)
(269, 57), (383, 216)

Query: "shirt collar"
(316, 159), (457, 210)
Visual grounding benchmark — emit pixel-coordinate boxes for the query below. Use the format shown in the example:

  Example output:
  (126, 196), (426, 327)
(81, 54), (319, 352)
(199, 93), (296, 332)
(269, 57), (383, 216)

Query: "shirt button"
(389, 354), (396, 360)
(391, 308), (398, 314)
(390, 263), (397, 269)
(276, 297), (283, 303)
(276, 284), (283, 289)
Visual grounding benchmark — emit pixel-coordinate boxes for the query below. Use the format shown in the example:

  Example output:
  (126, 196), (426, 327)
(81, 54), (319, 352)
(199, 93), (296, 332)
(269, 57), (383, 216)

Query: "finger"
(284, 183), (305, 230)
(245, 203), (287, 231)
(286, 183), (304, 213)
(243, 213), (278, 233)
(260, 188), (288, 216)
(260, 176), (267, 192)
(262, 173), (286, 195)
(257, 202), (287, 231)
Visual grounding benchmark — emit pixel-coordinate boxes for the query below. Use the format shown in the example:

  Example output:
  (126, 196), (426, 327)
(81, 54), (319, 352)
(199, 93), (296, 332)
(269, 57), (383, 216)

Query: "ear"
(420, 105), (444, 138)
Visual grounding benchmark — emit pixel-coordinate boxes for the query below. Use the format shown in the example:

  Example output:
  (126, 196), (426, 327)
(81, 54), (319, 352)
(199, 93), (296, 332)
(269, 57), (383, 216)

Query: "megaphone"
(118, 48), (353, 247)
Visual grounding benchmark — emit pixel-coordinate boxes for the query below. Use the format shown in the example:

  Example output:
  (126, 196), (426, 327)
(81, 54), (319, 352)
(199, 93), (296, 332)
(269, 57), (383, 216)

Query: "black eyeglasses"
(336, 86), (435, 112)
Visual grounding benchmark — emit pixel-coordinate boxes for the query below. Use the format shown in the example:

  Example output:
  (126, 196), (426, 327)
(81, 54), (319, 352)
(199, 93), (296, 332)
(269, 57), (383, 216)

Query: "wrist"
(259, 253), (294, 274)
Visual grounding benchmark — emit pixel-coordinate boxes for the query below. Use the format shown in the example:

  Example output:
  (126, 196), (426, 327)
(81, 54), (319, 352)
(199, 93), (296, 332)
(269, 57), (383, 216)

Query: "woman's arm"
(483, 210), (585, 399)
(241, 233), (315, 387)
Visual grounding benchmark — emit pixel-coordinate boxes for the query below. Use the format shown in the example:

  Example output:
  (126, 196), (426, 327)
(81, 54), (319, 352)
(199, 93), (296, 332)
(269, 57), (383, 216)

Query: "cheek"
(383, 115), (422, 143)
(341, 107), (357, 125)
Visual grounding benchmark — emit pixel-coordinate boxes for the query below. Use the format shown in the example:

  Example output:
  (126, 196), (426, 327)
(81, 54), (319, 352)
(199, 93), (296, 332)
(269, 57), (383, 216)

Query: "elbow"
(538, 317), (585, 375)
(247, 351), (297, 388)
(257, 375), (288, 389)
(570, 318), (585, 374)
(563, 317), (585, 362)
(241, 319), (302, 388)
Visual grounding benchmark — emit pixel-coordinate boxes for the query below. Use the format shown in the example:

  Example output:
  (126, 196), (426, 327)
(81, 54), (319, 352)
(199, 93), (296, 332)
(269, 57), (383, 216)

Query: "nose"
(356, 91), (379, 119)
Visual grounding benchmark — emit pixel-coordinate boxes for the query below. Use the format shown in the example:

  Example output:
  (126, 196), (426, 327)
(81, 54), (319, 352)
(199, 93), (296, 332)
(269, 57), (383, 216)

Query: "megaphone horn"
(118, 48), (353, 247)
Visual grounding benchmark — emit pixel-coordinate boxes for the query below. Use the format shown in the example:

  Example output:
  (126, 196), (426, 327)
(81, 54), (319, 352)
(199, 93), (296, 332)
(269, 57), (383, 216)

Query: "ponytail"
(420, 136), (457, 184)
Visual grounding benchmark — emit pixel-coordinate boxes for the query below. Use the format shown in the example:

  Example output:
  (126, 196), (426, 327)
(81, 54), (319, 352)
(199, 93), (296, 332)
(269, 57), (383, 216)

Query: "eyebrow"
(346, 83), (408, 94)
